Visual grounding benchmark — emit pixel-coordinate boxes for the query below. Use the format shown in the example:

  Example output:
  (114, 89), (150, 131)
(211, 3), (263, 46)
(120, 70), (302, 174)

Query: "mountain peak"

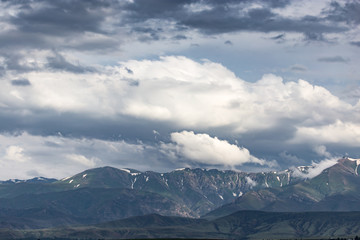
(1, 177), (57, 184)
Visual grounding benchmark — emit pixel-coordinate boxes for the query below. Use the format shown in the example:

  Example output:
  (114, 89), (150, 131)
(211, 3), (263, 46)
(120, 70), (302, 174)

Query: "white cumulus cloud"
(161, 131), (267, 167)
(4, 145), (29, 162)
(293, 120), (360, 146)
(0, 132), (155, 180)
(0, 56), (359, 177)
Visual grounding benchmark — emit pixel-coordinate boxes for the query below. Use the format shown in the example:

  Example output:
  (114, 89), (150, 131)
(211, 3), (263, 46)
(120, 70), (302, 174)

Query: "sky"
(0, 0), (359, 179)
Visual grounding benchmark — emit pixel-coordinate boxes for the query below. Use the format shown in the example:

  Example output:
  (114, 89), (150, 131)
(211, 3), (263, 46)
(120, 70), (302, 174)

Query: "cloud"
(46, 52), (95, 73)
(350, 41), (360, 47)
(66, 154), (97, 168)
(0, 0), (354, 60)
(293, 120), (360, 147)
(324, 1), (360, 25)
(120, 0), (348, 39)
(291, 158), (339, 179)
(4, 145), (29, 162)
(318, 56), (349, 63)
(304, 31), (329, 42)
(161, 131), (267, 167)
(271, 33), (285, 40)
(245, 176), (257, 188)
(9, 0), (109, 36)
(289, 64), (307, 72)
(0, 130), (271, 180)
(280, 151), (303, 164)
(0, 0), (357, 179)
(11, 79), (31, 86)
(0, 56), (358, 150)
(0, 56), (359, 175)
(180, 6), (345, 35)
(0, 132), (161, 180)
(313, 145), (332, 158)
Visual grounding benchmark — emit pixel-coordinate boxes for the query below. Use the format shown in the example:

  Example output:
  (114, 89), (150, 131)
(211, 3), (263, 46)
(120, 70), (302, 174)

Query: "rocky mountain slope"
(0, 165), (305, 224)
(205, 157), (360, 219)
(1, 157), (359, 230)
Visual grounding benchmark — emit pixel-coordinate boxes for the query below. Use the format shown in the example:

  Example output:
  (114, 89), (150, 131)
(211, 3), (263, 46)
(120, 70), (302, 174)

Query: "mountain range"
(1, 157), (360, 239)
(205, 157), (360, 219)
(0, 163), (306, 222)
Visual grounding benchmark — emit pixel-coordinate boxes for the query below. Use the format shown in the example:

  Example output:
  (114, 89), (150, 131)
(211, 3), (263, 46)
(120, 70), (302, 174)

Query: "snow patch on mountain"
(131, 178), (137, 189)
(61, 176), (71, 181)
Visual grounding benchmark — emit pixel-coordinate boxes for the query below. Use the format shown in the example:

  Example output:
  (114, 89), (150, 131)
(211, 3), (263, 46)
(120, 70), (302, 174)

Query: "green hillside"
(3, 211), (360, 239)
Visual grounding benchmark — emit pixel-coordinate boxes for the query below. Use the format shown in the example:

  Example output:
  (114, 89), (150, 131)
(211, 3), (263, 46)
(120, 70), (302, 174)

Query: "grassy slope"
(3, 211), (360, 239)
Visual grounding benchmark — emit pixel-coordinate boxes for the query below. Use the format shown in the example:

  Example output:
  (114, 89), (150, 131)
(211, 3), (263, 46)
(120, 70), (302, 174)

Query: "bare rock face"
(205, 157), (360, 219)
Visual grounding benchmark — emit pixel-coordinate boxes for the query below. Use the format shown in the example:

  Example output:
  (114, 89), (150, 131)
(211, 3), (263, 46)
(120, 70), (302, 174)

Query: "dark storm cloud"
(125, 67), (133, 74)
(122, 0), (290, 22)
(350, 41), (360, 47)
(172, 34), (188, 40)
(0, 1), (120, 54)
(121, 0), (347, 37)
(0, 32), (49, 50)
(224, 40), (233, 45)
(0, 0), (354, 54)
(132, 27), (163, 41)
(317, 56), (349, 63)
(179, 8), (345, 35)
(9, 0), (109, 36)
(122, 0), (189, 21)
(303, 32), (328, 42)
(1, 53), (42, 72)
(11, 79), (31, 86)
(66, 37), (120, 52)
(271, 33), (285, 40)
(324, 1), (360, 25)
(46, 52), (95, 73)
(0, 108), (174, 144)
(234, 120), (308, 164)
(265, 0), (291, 8)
